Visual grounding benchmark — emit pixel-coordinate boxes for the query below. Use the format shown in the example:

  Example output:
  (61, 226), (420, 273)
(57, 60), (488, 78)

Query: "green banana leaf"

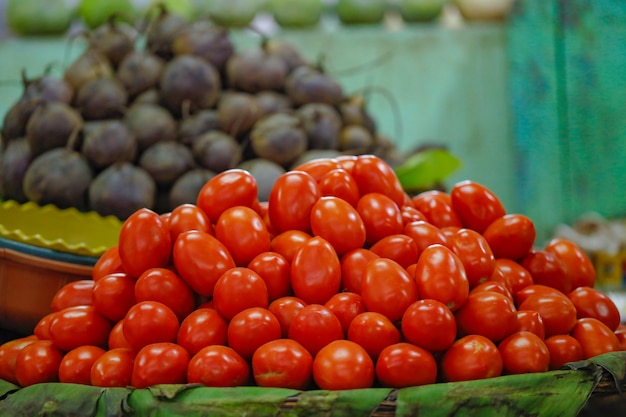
(0, 352), (623, 417)
(393, 148), (462, 194)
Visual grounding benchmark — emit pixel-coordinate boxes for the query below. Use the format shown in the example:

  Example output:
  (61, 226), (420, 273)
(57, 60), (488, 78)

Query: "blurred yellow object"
(0, 200), (122, 257)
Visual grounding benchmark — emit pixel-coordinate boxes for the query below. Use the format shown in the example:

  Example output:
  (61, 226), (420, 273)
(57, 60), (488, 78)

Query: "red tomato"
(0, 336), (37, 385)
(615, 325), (626, 351)
(571, 317), (621, 359)
(173, 230), (236, 297)
(403, 221), (450, 253)
(369, 234), (419, 269)
(268, 171), (321, 234)
(291, 236), (341, 305)
(270, 230), (312, 264)
(490, 258), (534, 295)
(482, 214), (536, 260)
(213, 267), (269, 321)
(310, 196), (366, 255)
(313, 340), (375, 390)
(414, 244), (469, 312)
(187, 345), (250, 387)
(177, 308), (228, 357)
(514, 284), (568, 307)
(252, 339), (313, 390)
(401, 299), (457, 353)
(215, 206), (271, 266)
(131, 342), (190, 388)
(567, 287), (621, 331)
(108, 320), (132, 350)
(470, 280), (513, 300)
(268, 296), (308, 337)
(135, 268), (195, 322)
(351, 155), (405, 209)
(49, 306), (112, 352)
(51, 280), (94, 312)
(375, 342), (437, 388)
(361, 258), (418, 323)
(449, 228), (495, 288)
(324, 292), (366, 334)
(92, 245), (125, 282)
(336, 155), (357, 173)
(347, 312), (401, 359)
(545, 238), (596, 289)
(123, 301), (180, 352)
(498, 331), (550, 374)
(515, 310), (545, 339)
(340, 248), (379, 294)
(520, 250), (571, 294)
(292, 157), (341, 182)
(450, 180), (506, 233)
(168, 203), (212, 242)
(58, 345), (106, 385)
(318, 168), (361, 208)
(227, 307), (282, 360)
(92, 273), (136, 322)
(441, 335), (503, 382)
(118, 208), (172, 278)
(356, 193), (403, 245)
(455, 291), (518, 343)
(411, 190), (462, 229)
(544, 335), (583, 370)
(15, 340), (64, 386)
(197, 169), (258, 224)
(401, 205), (427, 225)
(247, 252), (291, 301)
(34, 312), (56, 340)
(288, 304), (344, 356)
(518, 294), (577, 337)
(90, 348), (135, 387)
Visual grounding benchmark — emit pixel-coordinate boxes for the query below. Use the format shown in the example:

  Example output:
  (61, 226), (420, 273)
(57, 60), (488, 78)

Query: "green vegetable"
(6, 0), (73, 36)
(393, 148), (462, 193)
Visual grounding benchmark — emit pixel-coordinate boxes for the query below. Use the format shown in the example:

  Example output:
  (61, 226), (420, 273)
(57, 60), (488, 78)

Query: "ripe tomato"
(247, 252), (291, 301)
(135, 268), (195, 322)
(268, 171), (321, 234)
(336, 155), (357, 173)
(514, 284), (568, 307)
(177, 308), (228, 357)
(470, 280), (513, 300)
(34, 312), (56, 340)
(455, 291), (518, 343)
(498, 331), (550, 374)
(401, 205), (427, 225)
(187, 345), (250, 387)
(361, 258), (418, 323)
(49, 306), (112, 352)
(215, 206), (271, 266)
(324, 292), (366, 334)
(227, 307), (282, 360)
(197, 169), (258, 224)
(288, 304), (344, 356)
(90, 348), (135, 387)
(356, 193), (403, 245)
(401, 299), (456, 353)
(369, 234), (419, 269)
(515, 310), (545, 339)
(403, 221), (450, 253)
(173, 230), (236, 297)
(520, 250), (571, 294)
(270, 230), (312, 264)
(58, 345), (106, 385)
(15, 340), (64, 386)
(51, 280), (94, 312)
(268, 296), (308, 337)
(131, 342), (190, 388)
(108, 320), (132, 350)
(490, 258), (534, 295)
(571, 317), (621, 359)
(544, 335), (583, 370)
(92, 245), (125, 282)
(92, 273), (136, 322)
(318, 168), (361, 208)
(313, 340), (375, 390)
(340, 248), (379, 294)
(376, 343), (437, 388)
(310, 196), (366, 255)
(449, 228), (495, 288)
(252, 339), (313, 390)
(0, 336), (37, 385)
(118, 208), (172, 278)
(292, 157), (341, 182)
(482, 214), (536, 260)
(411, 190), (462, 229)
(347, 312), (401, 359)
(615, 325), (626, 350)
(450, 180), (506, 233)
(441, 335), (503, 382)
(351, 155), (405, 209)
(291, 236), (341, 305)
(213, 267), (269, 321)
(545, 238), (596, 289)
(414, 244), (469, 312)
(567, 287), (621, 331)
(167, 203), (212, 243)
(123, 301), (180, 352)
(518, 294), (577, 337)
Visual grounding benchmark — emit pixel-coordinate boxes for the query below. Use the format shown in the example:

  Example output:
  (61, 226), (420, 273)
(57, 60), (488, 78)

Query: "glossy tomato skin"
(227, 307), (282, 360)
(401, 205), (427, 225)
(215, 206), (271, 266)
(247, 252), (291, 301)
(268, 171), (321, 234)
(340, 248), (379, 294)
(15, 340), (64, 386)
(108, 320), (132, 350)
(544, 335), (583, 370)
(118, 208), (172, 278)
(187, 345), (250, 387)
(571, 317), (621, 359)
(450, 180), (506, 234)
(514, 284), (568, 307)
(318, 168), (361, 208)
(615, 325), (626, 351)
(375, 342), (437, 388)
(482, 214), (536, 260)
(498, 331), (550, 375)
(403, 221), (450, 253)
(292, 157), (341, 182)
(92, 273), (136, 322)
(351, 155), (405, 209)
(34, 312), (55, 340)
(414, 244), (469, 312)
(313, 340), (375, 390)
(123, 301), (180, 352)
(252, 339), (313, 390)
(92, 245), (125, 282)
(356, 193), (404, 245)
(177, 308), (228, 357)
(401, 299), (457, 353)
(197, 169), (258, 224)
(347, 312), (401, 360)
(324, 292), (366, 335)
(441, 335), (503, 382)
(515, 310), (545, 339)
(455, 291), (518, 343)
(291, 236), (341, 305)
(490, 258), (534, 295)
(518, 294), (577, 338)
(361, 258), (418, 323)
(520, 250), (572, 295)
(50, 280), (94, 312)
(173, 230), (236, 297)
(167, 203), (212, 243)
(213, 267), (269, 321)
(449, 228), (495, 288)
(470, 280), (513, 300)
(49, 306), (112, 352)
(135, 268), (195, 322)
(269, 296), (308, 337)
(369, 234), (419, 269)
(411, 190), (462, 229)
(270, 230), (312, 264)
(545, 238), (596, 289)
(58, 345), (106, 385)
(131, 342), (190, 388)
(310, 196), (366, 255)
(0, 336), (37, 385)
(567, 287), (621, 331)
(288, 304), (344, 356)
(90, 348), (135, 387)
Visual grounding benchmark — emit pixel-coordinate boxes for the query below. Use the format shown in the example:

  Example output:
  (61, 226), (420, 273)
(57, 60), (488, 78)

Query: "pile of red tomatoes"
(1, 154), (625, 391)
